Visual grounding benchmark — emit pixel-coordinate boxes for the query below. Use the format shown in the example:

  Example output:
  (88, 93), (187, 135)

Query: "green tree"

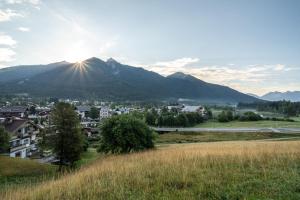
(0, 126), (10, 153)
(29, 106), (36, 115)
(98, 115), (155, 153)
(145, 112), (156, 126)
(49, 102), (84, 169)
(218, 111), (229, 122)
(176, 113), (189, 127)
(226, 111), (234, 121)
(161, 106), (169, 115)
(89, 107), (99, 119)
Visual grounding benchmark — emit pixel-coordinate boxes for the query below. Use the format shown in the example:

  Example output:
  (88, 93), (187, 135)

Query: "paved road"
(152, 127), (300, 134)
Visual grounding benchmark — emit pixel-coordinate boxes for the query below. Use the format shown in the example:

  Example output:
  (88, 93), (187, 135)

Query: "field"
(1, 140), (300, 200)
(0, 156), (56, 192)
(195, 119), (300, 128)
(156, 132), (300, 144)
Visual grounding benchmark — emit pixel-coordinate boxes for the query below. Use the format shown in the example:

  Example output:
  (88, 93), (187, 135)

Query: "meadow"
(195, 119), (300, 128)
(1, 140), (300, 200)
(0, 156), (56, 192)
(156, 131), (300, 144)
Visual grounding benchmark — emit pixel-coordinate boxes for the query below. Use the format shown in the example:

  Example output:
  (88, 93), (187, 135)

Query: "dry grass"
(2, 141), (300, 200)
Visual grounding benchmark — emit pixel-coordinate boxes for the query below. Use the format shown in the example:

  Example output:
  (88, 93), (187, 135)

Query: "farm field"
(1, 140), (300, 200)
(156, 132), (300, 144)
(195, 119), (300, 128)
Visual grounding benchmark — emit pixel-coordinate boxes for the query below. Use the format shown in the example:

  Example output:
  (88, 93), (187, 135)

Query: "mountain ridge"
(0, 57), (260, 103)
(261, 91), (300, 102)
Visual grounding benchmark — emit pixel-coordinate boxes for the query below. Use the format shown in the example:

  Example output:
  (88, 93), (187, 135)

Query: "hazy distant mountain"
(246, 93), (261, 99)
(261, 91), (300, 102)
(0, 57), (260, 103)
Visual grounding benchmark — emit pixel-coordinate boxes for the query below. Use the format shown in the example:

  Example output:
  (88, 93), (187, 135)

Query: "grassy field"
(2, 140), (300, 200)
(0, 156), (57, 192)
(156, 132), (300, 144)
(74, 148), (103, 168)
(195, 119), (300, 128)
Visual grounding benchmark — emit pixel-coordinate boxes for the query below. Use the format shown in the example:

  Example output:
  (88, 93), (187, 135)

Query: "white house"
(0, 106), (29, 118)
(2, 118), (39, 158)
(100, 106), (111, 121)
(75, 106), (91, 119)
(181, 105), (206, 116)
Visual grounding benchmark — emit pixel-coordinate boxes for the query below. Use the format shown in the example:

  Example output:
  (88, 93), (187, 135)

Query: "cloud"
(0, 33), (17, 66)
(5, 0), (40, 5)
(154, 57), (199, 68)
(18, 27), (30, 32)
(274, 64), (285, 71)
(0, 9), (24, 22)
(143, 57), (296, 95)
(0, 48), (16, 63)
(0, 33), (17, 46)
(148, 57), (200, 75)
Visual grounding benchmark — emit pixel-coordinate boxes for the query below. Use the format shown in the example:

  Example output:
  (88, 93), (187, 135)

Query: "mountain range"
(0, 57), (260, 103)
(261, 91), (300, 102)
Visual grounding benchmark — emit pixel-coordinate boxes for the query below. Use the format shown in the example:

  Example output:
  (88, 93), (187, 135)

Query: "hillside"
(0, 156), (56, 192)
(262, 91), (300, 102)
(2, 141), (300, 200)
(0, 57), (259, 103)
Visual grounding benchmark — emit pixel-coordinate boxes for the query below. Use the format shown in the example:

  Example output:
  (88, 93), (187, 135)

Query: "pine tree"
(50, 102), (84, 170)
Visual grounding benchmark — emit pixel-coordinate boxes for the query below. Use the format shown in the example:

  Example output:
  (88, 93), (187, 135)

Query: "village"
(0, 99), (206, 161)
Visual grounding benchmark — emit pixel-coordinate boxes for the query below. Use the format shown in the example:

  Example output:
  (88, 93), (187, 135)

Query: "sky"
(0, 0), (300, 95)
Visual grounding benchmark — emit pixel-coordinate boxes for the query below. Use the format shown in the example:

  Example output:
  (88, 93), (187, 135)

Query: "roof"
(0, 106), (28, 113)
(181, 106), (203, 112)
(3, 119), (28, 133)
(76, 106), (91, 112)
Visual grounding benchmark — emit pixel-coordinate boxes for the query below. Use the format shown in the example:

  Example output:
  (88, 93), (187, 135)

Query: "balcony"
(10, 143), (30, 153)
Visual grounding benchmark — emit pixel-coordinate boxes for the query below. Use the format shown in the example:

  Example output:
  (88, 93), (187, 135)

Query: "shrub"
(218, 111), (233, 122)
(239, 112), (262, 121)
(0, 126), (10, 153)
(98, 115), (155, 153)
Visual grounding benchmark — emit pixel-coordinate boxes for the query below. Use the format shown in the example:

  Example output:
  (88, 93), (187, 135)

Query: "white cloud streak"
(0, 9), (23, 22)
(18, 27), (30, 32)
(0, 33), (17, 46)
(0, 48), (16, 63)
(5, 0), (40, 5)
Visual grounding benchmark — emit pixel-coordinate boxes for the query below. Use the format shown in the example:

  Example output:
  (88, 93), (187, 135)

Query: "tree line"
(144, 107), (206, 127)
(238, 101), (300, 117)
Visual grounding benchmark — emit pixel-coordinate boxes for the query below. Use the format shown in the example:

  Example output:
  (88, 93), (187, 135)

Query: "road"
(152, 127), (300, 134)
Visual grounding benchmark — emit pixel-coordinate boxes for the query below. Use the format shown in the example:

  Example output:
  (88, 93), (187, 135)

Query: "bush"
(217, 111), (233, 122)
(0, 126), (10, 153)
(239, 112), (262, 121)
(98, 115), (155, 153)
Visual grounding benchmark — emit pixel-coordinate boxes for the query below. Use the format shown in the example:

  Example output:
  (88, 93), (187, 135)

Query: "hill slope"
(2, 141), (300, 200)
(262, 91), (300, 102)
(0, 57), (259, 103)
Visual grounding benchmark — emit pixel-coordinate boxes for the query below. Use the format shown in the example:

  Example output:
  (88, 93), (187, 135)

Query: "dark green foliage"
(238, 101), (300, 117)
(129, 111), (144, 120)
(176, 114), (189, 127)
(82, 135), (89, 152)
(239, 112), (262, 121)
(98, 115), (155, 153)
(89, 107), (99, 119)
(150, 110), (204, 127)
(29, 106), (36, 115)
(218, 111), (234, 122)
(0, 126), (10, 153)
(205, 107), (213, 119)
(48, 102), (84, 169)
(145, 112), (156, 126)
